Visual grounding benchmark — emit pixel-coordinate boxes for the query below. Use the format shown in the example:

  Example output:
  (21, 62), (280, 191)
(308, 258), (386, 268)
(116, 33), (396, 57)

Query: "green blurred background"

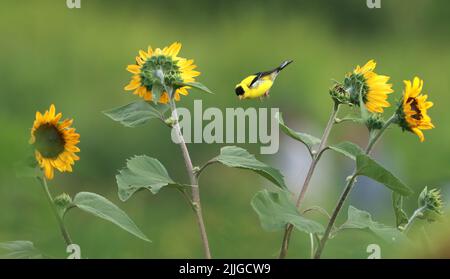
(1, 0), (449, 258)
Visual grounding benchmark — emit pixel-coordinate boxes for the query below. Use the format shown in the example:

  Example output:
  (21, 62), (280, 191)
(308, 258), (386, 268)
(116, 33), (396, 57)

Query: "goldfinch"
(235, 60), (293, 100)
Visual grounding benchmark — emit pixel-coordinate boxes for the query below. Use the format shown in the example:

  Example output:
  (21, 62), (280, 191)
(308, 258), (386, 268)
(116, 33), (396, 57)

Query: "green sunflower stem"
(366, 114), (397, 154)
(314, 114), (396, 259)
(169, 95), (212, 259)
(403, 206), (426, 233)
(38, 176), (73, 247)
(279, 102), (340, 259)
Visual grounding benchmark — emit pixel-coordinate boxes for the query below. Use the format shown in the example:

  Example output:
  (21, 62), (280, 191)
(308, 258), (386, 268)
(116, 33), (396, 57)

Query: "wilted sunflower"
(397, 77), (434, 142)
(30, 104), (80, 179)
(124, 42), (200, 103)
(345, 60), (394, 113)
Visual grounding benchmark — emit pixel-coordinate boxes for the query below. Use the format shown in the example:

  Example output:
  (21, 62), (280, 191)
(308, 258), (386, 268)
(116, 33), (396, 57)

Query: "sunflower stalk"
(168, 89), (212, 259)
(279, 101), (340, 259)
(403, 206), (426, 233)
(313, 114), (396, 259)
(38, 176), (73, 247)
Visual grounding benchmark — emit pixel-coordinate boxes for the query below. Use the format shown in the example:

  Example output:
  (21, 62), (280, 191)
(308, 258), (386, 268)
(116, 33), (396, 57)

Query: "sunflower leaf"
(340, 206), (408, 244)
(276, 113), (320, 154)
(0, 241), (45, 259)
(116, 155), (176, 201)
(103, 101), (168, 128)
(177, 81), (213, 94)
(356, 154), (413, 196)
(215, 146), (286, 189)
(72, 192), (151, 242)
(335, 116), (364, 125)
(329, 141), (364, 161)
(392, 192), (409, 228)
(251, 190), (324, 234)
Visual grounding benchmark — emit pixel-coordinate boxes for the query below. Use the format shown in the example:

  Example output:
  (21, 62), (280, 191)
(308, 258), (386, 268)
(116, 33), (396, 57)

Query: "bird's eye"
(235, 86), (245, 96)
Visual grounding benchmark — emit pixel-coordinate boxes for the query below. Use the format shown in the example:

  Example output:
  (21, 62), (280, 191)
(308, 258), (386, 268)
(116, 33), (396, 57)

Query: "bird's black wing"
(250, 68), (280, 88)
(249, 72), (264, 88)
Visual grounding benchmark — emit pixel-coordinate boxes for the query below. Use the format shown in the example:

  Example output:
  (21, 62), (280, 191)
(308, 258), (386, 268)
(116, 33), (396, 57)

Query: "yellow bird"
(235, 60), (293, 100)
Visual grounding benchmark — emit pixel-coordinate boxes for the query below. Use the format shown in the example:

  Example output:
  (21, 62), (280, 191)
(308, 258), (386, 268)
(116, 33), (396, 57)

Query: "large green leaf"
(392, 192), (409, 228)
(0, 241), (44, 259)
(251, 190), (324, 234)
(103, 101), (168, 127)
(116, 155), (175, 201)
(340, 206), (408, 244)
(356, 154), (413, 196)
(72, 192), (150, 242)
(329, 141), (364, 161)
(216, 146), (286, 189)
(276, 113), (320, 153)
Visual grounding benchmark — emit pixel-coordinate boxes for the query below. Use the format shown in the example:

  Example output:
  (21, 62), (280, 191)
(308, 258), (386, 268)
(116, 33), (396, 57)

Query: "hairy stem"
(38, 177), (73, 246)
(279, 102), (340, 259)
(403, 206), (426, 233)
(309, 233), (315, 259)
(169, 98), (212, 259)
(314, 115), (396, 259)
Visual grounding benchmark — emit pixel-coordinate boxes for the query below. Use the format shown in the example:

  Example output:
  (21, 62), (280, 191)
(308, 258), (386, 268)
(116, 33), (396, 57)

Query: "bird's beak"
(238, 95), (243, 100)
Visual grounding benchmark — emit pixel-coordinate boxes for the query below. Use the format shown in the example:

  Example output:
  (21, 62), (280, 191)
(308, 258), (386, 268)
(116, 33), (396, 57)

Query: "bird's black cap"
(235, 86), (245, 96)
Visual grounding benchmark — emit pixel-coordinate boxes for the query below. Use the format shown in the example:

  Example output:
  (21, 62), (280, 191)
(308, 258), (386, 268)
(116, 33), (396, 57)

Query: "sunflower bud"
(329, 82), (351, 105)
(54, 193), (73, 217)
(365, 113), (385, 131)
(418, 187), (444, 222)
(164, 116), (177, 127)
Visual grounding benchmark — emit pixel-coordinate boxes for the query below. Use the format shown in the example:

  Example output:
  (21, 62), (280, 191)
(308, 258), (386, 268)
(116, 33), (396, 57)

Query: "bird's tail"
(276, 60), (293, 72)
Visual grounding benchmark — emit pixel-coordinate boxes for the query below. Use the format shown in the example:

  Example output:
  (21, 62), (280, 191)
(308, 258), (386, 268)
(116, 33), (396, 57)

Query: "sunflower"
(346, 60), (394, 113)
(397, 77), (434, 142)
(124, 42), (200, 103)
(30, 104), (80, 179)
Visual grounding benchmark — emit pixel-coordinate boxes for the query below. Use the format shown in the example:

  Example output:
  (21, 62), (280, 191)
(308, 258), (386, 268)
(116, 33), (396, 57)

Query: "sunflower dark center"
(140, 55), (183, 90)
(34, 124), (65, 158)
(407, 97), (423, 120)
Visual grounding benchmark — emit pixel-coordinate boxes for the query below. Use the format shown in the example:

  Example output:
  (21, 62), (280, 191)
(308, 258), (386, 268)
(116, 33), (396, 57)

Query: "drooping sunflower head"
(396, 77), (434, 142)
(344, 60), (394, 113)
(418, 187), (444, 222)
(124, 42), (200, 104)
(30, 104), (80, 180)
